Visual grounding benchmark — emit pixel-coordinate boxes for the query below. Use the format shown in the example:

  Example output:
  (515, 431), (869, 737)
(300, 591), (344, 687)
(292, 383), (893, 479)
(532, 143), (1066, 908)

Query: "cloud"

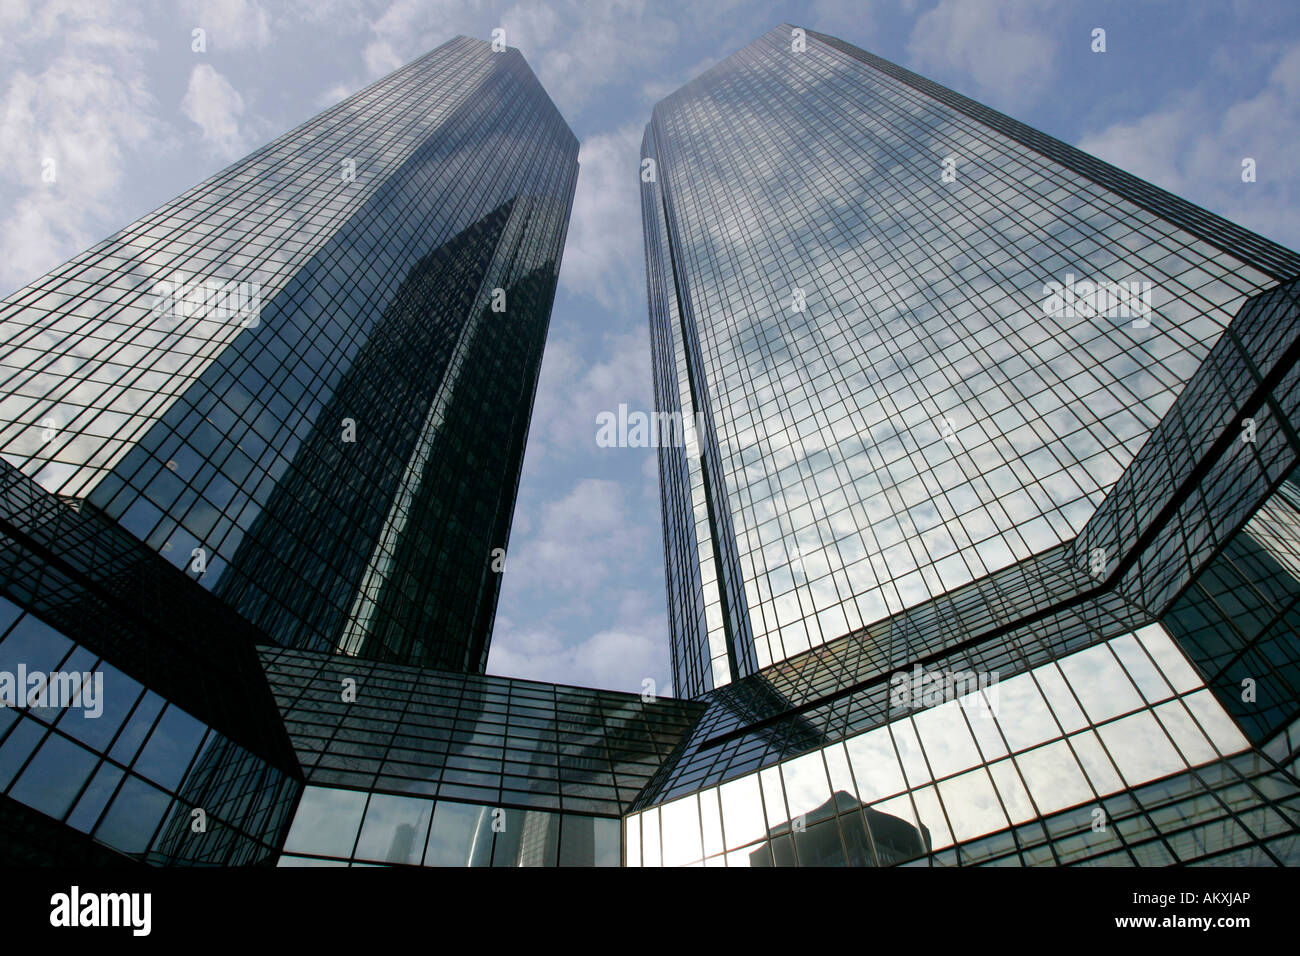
(498, 0), (561, 48)
(906, 0), (1058, 108)
(315, 81), (356, 108)
(560, 123), (646, 309)
(501, 0), (681, 118)
(362, 39), (404, 77)
(503, 477), (649, 594)
(639, 54), (718, 107)
(528, 326), (655, 461)
(0, 2), (162, 292)
(808, 0), (880, 43)
(363, 0), (482, 78)
(489, 473), (671, 693)
(280, 0), (375, 31)
(1077, 40), (1300, 250)
(341, 0), (688, 119)
(181, 63), (249, 158)
(489, 619), (669, 694)
(182, 0), (272, 51)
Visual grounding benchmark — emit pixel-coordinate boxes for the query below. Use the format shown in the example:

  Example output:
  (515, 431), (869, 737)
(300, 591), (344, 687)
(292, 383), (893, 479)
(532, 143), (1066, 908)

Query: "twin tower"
(1, 26), (1298, 867)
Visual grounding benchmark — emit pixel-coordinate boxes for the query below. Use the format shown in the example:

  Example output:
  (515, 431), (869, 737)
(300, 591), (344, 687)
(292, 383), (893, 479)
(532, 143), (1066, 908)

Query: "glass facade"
(262, 647), (701, 867)
(626, 624), (1300, 866)
(636, 25), (1300, 866)
(0, 35), (578, 671)
(0, 589), (297, 865)
(1164, 474), (1300, 743)
(642, 25), (1291, 696)
(0, 36), (597, 866)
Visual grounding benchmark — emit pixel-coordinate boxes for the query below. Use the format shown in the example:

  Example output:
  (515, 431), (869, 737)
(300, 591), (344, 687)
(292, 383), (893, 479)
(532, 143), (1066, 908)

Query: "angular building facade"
(632, 25), (1300, 865)
(264, 647), (700, 867)
(0, 35), (579, 673)
(0, 36), (678, 867)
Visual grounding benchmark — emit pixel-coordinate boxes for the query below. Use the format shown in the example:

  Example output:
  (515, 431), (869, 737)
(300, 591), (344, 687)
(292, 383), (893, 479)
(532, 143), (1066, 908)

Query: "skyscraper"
(0, 35), (671, 867)
(1, 35), (576, 673)
(632, 25), (1300, 866)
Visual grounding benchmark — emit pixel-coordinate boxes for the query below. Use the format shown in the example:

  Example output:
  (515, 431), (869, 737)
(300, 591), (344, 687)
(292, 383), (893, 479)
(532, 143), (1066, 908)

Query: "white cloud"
(638, 53), (718, 112)
(362, 39), (404, 77)
(490, 472), (671, 692)
(181, 63), (249, 159)
(560, 122), (646, 309)
(489, 619), (669, 693)
(280, 0), (375, 31)
(529, 326), (655, 461)
(500, 0), (681, 118)
(492, 584), (670, 693)
(1077, 40), (1300, 251)
(315, 81), (356, 107)
(183, 0), (272, 51)
(906, 0), (1058, 108)
(504, 477), (649, 595)
(364, 0), (482, 77)
(0, 1), (163, 292)
(808, 0), (879, 43)
(498, 1), (561, 48)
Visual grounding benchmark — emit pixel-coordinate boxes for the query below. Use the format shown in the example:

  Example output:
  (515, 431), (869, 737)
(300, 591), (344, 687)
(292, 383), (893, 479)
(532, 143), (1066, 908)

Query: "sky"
(1, 0), (1298, 696)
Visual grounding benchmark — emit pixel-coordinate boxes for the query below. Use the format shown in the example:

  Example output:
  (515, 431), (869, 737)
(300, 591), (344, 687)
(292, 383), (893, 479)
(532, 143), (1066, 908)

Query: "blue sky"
(1, 0), (1297, 695)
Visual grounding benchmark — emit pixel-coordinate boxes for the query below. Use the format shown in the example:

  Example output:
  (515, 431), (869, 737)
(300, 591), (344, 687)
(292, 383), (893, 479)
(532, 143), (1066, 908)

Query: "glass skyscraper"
(631, 25), (1300, 866)
(0, 35), (660, 866)
(1, 35), (577, 673)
